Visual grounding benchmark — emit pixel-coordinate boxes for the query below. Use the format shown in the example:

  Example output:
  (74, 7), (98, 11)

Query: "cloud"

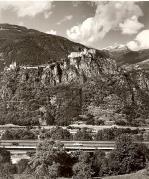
(72, 2), (81, 7)
(44, 11), (53, 19)
(18, 21), (24, 26)
(127, 30), (149, 51)
(57, 15), (73, 25)
(119, 16), (144, 34)
(46, 29), (57, 35)
(0, 0), (53, 18)
(67, 2), (144, 46)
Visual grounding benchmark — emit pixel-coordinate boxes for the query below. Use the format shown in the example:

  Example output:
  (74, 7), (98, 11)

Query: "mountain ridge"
(0, 23), (105, 70)
(102, 44), (149, 67)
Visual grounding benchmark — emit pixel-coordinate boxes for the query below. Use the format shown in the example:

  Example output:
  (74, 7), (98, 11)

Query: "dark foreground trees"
(73, 152), (93, 179)
(106, 134), (149, 175)
(72, 134), (149, 178)
(17, 159), (30, 174)
(28, 139), (76, 178)
(0, 148), (15, 178)
(10, 134), (149, 178)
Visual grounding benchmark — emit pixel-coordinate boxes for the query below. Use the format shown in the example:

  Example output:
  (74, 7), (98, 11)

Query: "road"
(1, 140), (149, 151)
(0, 140), (115, 151)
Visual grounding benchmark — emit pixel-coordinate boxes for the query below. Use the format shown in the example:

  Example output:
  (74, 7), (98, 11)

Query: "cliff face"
(3, 48), (117, 86)
(39, 49), (117, 85)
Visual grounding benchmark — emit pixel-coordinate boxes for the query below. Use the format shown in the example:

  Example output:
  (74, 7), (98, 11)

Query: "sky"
(0, 1), (149, 50)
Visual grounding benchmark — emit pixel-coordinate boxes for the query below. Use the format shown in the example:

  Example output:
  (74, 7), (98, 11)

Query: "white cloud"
(119, 16), (144, 34)
(57, 15), (73, 25)
(67, 2), (144, 46)
(44, 11), (53, 19)
(127, 30), (149, 51)
(46, 29), (57, 35)
(0, 0), (53, 18)
(72, 2), (80, 7)
(18, 21), (24, 26)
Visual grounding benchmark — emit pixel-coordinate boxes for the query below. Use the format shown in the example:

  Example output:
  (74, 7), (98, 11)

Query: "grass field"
(2, 170), (148, 179)
(13, 175), (71, 179)
(104, 170), (149, 179)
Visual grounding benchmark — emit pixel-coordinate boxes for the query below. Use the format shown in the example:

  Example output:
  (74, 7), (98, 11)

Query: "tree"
(0, 148), (11, 163)
(0, 163), (14, 179)
(74, 128), (92, 141)
(17, 159), (29, 174)
(29, 140), (60, 177)
(92, 150), (106, 177)
(48, 162), (60, 179)
(95, 127), (141, 141)
(44, 126), (72, 140)
(107, 134), (149, 175)
(29, 139), (74, 178)
(73, 161), (92, 179)
(2, 128), (37, 140)
(73, 152), (93, 179)
(85, 114), (95, 125)
(0, 148), (14, 178)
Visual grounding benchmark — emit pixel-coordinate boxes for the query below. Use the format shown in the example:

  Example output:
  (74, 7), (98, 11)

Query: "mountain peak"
(102, 44), (127, 51)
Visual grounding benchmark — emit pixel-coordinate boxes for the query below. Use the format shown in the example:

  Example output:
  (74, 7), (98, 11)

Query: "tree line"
(1, 126), (145, 141)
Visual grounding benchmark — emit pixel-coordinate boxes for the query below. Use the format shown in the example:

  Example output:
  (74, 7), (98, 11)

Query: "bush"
(17, 159), (29, 174)
(2, 128), (38, 140)
(73, 128), (92, 141)
(40, 126), (72, 140)
(73, 152), (93, 179)
(95, 127), (141, 141)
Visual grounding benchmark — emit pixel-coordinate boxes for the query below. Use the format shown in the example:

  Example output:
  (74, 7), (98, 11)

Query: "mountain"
(137, 59), (149, 71)
(0, 24), (148, 127)
(102, 45), (149, 68)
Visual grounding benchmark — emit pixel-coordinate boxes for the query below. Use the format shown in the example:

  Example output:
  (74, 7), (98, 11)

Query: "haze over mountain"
(103, 45), (149, 68)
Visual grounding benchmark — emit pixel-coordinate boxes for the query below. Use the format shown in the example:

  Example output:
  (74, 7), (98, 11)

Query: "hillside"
(0, 23), (95, 70)
(0, 24), (148, 127)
